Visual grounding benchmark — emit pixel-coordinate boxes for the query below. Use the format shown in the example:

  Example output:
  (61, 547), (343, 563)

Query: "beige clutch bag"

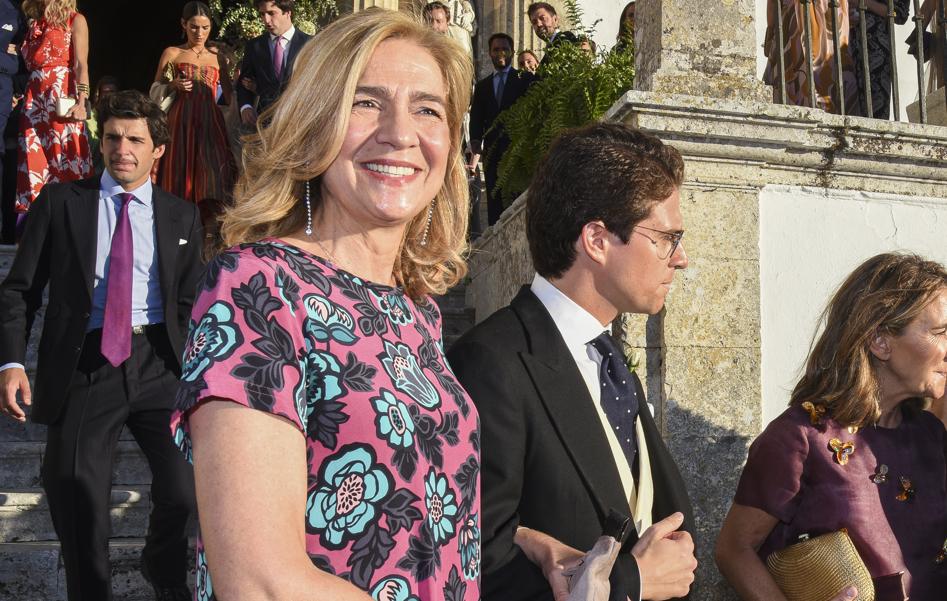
(55, 96), (76, 117)
(766, 530), (875, 601)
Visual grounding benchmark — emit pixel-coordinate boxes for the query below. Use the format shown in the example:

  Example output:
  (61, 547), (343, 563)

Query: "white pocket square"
(2, 24), (13, 31)
(178, 238), (188, 245)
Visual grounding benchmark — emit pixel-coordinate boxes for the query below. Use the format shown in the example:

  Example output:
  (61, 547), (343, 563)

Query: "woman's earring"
(420, 199), (435, 247)
(304, 180), (313, 237)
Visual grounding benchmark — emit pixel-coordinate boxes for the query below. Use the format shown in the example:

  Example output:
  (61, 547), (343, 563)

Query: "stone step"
(0, 407), (136, 443)
(0, 441), (152, 489)
(0, 412), (47, 443)
(433, 286), (469, 311)
(439, 305), (475, 337)
(0, 538), (195, 600)
(0, 486), (152, 543)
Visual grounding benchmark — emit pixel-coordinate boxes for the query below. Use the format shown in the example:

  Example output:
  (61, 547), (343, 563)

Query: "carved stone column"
(634, 0), (768, 100)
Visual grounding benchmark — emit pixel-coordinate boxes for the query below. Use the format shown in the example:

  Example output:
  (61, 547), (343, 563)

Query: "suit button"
(82, 312), (90, 318)
(75, 346), (81, 353)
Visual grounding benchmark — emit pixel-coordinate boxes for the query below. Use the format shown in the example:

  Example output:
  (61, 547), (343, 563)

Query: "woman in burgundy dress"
(16, 0), (92, 215)
(716, 253), (947, 601)
(153, 1), (236, 237)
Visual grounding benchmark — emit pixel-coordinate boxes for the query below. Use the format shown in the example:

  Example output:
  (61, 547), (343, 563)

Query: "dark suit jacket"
(0, 1), (24, 124)
(447, 287), (694, 601)
(235, 29), (312, 113)
(469, 67), (535, 160)
(0, 177), (204, 424)
(540, 29), (579, 66)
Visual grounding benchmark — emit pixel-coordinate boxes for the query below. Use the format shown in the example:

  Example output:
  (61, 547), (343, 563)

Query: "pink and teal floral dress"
(171, 239), (481, 601)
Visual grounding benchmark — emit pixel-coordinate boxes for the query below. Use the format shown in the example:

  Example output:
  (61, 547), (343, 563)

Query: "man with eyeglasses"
(448, 123), (696, 601)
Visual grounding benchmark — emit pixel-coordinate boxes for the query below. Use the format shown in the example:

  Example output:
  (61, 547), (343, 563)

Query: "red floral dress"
(16, 13), (92, 212)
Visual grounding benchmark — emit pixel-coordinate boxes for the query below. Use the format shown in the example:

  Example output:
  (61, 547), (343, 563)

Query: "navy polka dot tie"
(589, 332), (639, 472)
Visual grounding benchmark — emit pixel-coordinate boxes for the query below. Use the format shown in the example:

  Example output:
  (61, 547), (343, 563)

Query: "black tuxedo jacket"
(235, 30), (312, 113)
(0, 177), (204, 424)
(447, 287), (694, 601)
(469, 68), (535, 157)
(540, 30), (579, 66)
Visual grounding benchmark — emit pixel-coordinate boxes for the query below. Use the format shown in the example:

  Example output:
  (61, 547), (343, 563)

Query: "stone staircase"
(0, 244), (166, 599)
(0, 244), (477, 599)
(433, 282), (475, 351)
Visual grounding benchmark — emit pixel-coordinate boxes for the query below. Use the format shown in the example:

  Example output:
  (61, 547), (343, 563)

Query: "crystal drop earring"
(304, 180), (313, 237)
(420, 199), (435, 246)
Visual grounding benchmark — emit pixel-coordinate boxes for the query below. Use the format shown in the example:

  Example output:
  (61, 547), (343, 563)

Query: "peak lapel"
(152, 189), (182, 304)
(284, 32), (308, 81)
(64, 179), (101, 300)
(511, 288), (630, 521)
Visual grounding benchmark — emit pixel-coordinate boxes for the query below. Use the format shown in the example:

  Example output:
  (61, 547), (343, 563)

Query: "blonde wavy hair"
(222, 8), (473, 300)
(791, 253), (947, 427)
(22, 0), (76, 27)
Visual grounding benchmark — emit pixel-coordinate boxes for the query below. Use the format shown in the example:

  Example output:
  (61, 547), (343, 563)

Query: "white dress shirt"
(531, 274), (654, 600)
(240, 25), (296, 114)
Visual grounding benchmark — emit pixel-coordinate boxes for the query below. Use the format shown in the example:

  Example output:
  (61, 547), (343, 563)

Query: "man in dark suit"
(448, 123), (697, 601)
(469, 32), (534, 225)
(527, 1), (578, 65)
(236, 0), (312, 127)
(0, 91), (203, 601)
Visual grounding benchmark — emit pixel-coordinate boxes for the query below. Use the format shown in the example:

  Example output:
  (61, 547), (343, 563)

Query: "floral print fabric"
(172, 239), (480, 601)
(16, 14), (92, 211)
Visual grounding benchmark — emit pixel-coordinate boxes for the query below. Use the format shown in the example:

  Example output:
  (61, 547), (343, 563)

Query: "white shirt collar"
(99, 171), (153, 207)
(273, 25), (296, 43)
(494, 65), (512, 77)
(530, 274), (608, 352)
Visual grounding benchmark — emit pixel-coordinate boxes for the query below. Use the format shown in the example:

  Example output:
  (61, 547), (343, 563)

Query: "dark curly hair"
(96, 90), (171, 148)
(526, 122), (684, 278)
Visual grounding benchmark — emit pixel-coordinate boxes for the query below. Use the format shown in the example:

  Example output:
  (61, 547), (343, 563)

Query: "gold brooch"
(871, 464), (888, 484)
(895, 476), (914, 502)
(802, 401), (826, 425)
(828, 438), (855, 466)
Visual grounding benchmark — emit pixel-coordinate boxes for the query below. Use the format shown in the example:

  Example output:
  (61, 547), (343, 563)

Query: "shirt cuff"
(240, 104), (254, 113)
(0, 362), (25, 372)
(630, 554), (642, 601)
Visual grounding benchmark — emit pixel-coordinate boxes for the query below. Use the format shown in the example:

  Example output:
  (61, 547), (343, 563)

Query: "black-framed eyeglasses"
(632, 225), (684, 259)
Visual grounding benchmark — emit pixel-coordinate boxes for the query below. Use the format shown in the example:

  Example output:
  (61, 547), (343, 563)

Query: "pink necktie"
(273, 36), (284, 79)
(100, 193), (134, 367)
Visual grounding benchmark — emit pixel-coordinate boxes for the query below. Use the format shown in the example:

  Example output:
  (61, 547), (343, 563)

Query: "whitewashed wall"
(581, 0), (626, 50)
(759, 185), (947, 425)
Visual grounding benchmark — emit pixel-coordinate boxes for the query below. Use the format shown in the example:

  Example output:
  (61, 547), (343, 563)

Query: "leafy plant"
(493, 0), (634, 203)
(208, 0), (339, 43)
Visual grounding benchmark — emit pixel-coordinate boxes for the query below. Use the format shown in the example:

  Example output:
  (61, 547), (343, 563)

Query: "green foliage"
(493, 0), (633, 204)
(207, 0), (338, 43)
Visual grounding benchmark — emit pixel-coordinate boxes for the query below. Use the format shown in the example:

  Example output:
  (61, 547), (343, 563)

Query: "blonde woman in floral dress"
(171, 9), (480, 601)
(16, 0), (91, 217)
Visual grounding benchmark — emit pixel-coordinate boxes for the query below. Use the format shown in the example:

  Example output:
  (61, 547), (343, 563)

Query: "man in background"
(468, 32), (534, 225)
(527, 2), (578, 64)
(236, 0), (312, 127)
(0, 0), (22, 243)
